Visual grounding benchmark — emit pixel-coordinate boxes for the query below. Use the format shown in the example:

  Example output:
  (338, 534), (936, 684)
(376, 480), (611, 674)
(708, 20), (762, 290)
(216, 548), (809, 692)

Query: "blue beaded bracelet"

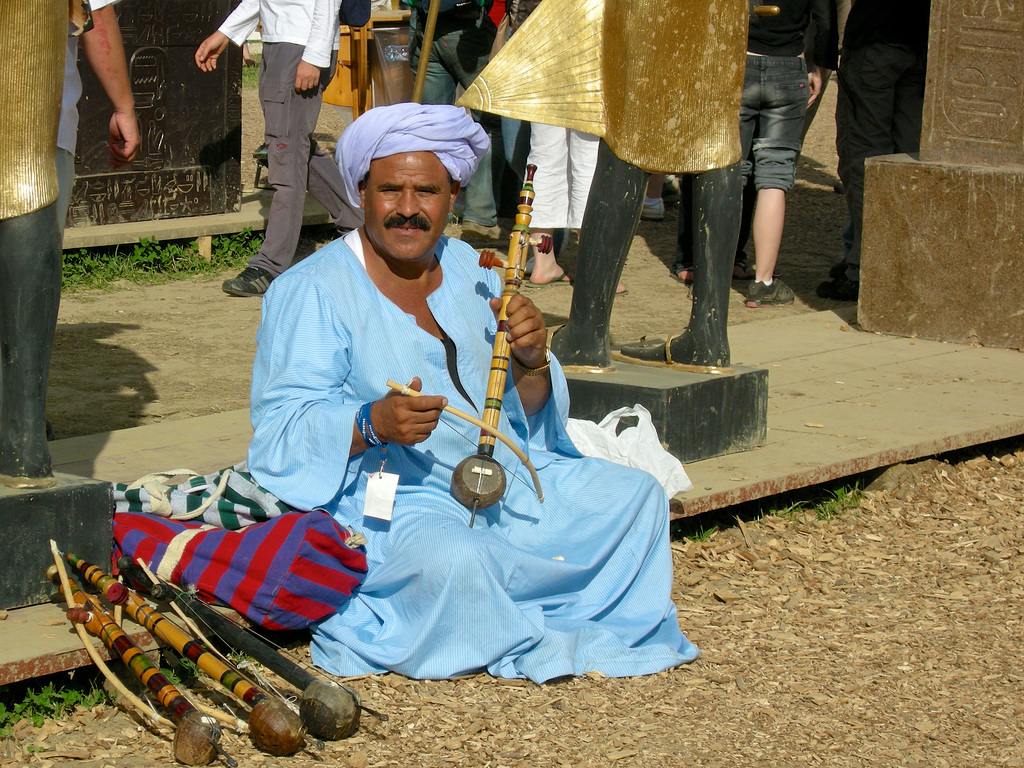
(358, 401), (384, 447)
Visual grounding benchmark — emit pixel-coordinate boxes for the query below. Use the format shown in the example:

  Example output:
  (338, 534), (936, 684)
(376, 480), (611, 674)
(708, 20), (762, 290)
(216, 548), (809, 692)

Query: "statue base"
(0, 474), (113, 610)
(565, 362), (768, 464)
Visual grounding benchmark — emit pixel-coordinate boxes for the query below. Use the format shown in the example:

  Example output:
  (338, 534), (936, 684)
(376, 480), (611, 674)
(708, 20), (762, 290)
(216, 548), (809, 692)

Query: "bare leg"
(752, 187), (785, 283)
(647, 174), (663, 197)
(527, 227), (565, 284)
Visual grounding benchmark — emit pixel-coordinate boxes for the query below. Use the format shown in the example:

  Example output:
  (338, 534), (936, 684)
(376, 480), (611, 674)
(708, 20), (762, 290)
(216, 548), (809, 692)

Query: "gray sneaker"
(745, 278), (794, 308)
(461, 220), (502, 240)
(222, 266), (274, 297)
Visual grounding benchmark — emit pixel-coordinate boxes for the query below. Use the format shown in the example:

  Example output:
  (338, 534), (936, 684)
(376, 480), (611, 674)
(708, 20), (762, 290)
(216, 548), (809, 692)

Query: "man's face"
(359, 152), (460, 267)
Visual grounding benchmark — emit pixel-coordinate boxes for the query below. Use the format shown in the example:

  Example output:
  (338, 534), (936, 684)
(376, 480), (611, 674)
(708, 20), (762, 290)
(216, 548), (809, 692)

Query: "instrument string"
(436, 413), (530, 496)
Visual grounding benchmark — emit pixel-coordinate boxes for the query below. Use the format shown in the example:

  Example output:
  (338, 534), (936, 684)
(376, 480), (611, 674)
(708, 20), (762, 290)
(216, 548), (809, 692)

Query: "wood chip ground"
(4, 444), (1022, 767)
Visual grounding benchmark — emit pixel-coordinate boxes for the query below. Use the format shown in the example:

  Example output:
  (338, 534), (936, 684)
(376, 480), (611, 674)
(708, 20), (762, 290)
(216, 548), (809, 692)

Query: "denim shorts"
(739, 54), (809, 192)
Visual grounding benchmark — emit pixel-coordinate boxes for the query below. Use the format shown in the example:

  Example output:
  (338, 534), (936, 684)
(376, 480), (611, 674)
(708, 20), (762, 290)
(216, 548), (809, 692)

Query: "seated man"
(246, 102), (699, 683)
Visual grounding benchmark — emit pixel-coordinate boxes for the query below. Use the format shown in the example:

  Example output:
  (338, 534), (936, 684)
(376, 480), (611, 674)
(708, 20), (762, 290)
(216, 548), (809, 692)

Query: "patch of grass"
(0, 671), (111, 737)
(759, 483), (863, 523)
(61, 228), (263, 293)
(811, 484), (862, 521)
(767, 499), (811, 521)
(670, 517), (718, 542)
(242, 55), (260, 88)
(671, 480), (866, 544)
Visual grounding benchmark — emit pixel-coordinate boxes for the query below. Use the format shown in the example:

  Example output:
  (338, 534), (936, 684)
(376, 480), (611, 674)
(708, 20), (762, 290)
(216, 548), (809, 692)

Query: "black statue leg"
(666, 163), (742, 368)
(619, 163), (742, 368)
(0, 203), (62, 487)
(549, 139), (648, 369)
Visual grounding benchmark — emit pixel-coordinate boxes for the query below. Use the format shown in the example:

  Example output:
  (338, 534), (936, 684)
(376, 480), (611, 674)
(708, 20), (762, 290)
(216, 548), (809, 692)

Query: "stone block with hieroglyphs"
(858, 154), (1024, 349)
(859, 0), (1024, 350)
(921, 0), (1024, 167)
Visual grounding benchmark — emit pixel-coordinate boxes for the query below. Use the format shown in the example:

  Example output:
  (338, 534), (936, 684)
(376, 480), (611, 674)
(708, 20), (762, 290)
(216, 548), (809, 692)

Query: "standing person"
(740, 0), (835, 308)
(196, 0), (363, 298)
(58, 0), (140, 234)
(409, 0), (503, 241)
(246, 103), (699, 681)
(4, 0), (139, 486)
(525, 123), (610, 289)
(493, 0), (539, 194)
(816, 0), (929, 301)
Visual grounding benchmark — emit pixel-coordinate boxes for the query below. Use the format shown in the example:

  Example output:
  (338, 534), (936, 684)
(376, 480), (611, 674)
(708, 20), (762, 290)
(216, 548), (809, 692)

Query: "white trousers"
(526, 124), (600, 230)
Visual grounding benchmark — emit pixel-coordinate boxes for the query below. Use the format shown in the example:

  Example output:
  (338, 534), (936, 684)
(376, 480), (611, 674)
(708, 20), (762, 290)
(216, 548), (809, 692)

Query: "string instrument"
(119, 556), (372, 742)
(45, 566), (226, 767)
(450, 163), (540, 526)
(65, 552), (307, 757)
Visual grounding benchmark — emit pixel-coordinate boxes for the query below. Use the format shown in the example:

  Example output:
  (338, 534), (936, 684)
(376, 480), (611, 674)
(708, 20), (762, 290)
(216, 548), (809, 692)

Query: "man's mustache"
(384, 213), (431, 231)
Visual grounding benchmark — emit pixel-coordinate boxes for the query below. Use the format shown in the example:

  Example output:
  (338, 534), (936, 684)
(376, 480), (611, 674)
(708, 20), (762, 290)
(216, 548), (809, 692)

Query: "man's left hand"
(295, 60), (321, 92)
(492, 294), (547, 370)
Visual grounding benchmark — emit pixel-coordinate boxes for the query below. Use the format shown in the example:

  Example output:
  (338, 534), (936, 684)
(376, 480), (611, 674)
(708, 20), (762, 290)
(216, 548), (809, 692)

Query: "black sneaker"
(829, 260), (849, 280)
(222, 266), (274, 297)
(816, 274), (859, 301)
(746, 279), (795, 307)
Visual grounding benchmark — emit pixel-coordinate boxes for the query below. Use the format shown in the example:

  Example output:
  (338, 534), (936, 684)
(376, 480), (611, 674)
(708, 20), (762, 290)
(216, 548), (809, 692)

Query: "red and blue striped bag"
(113, 511), (367, 631)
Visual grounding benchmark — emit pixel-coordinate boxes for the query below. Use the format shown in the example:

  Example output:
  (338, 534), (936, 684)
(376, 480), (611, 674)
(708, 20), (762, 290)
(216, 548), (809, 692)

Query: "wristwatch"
(511, 349), (550, 376)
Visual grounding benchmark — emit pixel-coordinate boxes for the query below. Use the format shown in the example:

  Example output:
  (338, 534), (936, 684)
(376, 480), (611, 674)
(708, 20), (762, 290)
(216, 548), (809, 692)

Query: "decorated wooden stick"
(45, 565), (227, 767)
(451, 164), (540, 526)
(121, 556), (370, 741)
(65, 552), (306, 757)
(48, 542), (174, 732)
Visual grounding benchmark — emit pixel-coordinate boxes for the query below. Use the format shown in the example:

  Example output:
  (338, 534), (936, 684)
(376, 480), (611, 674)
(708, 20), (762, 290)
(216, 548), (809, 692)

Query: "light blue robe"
(247, 234), (699, 683)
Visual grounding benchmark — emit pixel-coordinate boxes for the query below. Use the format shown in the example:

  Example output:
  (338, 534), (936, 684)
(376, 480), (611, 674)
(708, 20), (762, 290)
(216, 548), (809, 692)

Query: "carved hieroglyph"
(458, 0), (747, 173)
(921, 0), (1024, 166)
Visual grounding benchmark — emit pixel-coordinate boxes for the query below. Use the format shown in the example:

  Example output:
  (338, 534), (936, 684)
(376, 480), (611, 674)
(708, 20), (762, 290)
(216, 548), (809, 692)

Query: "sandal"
(671, 267), (694, 285)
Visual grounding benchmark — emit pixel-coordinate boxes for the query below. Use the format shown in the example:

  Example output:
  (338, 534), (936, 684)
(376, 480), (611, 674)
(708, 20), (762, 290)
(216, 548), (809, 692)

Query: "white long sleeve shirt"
(60, 0), (117, 153)
(219, 0), (342, 68)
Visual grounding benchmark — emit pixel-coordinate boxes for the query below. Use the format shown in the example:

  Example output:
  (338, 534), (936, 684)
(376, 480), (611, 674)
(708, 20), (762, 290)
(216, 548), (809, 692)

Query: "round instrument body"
(172, 711), (220, 766)
(300, 680), (361, 740)
(248, 697), (306, 756)
(451, 454), (506, 509)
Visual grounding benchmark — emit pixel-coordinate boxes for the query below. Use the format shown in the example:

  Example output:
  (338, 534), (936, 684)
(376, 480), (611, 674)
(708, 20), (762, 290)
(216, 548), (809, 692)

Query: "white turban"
(335, 103), (490, 206)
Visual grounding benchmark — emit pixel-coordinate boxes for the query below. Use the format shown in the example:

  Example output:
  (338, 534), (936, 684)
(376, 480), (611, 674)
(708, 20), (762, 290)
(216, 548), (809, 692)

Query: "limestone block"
(859, 154), (1024, 349)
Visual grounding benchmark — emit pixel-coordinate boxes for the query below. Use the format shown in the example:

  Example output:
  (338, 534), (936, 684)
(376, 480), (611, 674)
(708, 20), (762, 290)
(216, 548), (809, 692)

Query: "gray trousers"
(836, 41), (926, 280)
(251, 42), (363, 277)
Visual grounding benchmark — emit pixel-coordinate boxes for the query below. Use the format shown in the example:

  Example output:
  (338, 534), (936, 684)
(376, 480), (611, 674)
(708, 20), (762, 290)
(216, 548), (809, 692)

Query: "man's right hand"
(195, 31), (230, 72)
(371, 377), (447, 445)
(107, 110), (139, 167)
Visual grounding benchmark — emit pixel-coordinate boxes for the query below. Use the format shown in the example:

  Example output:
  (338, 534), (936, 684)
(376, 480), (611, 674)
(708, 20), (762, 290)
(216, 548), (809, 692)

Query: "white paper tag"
(363, 471), (399, 521)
